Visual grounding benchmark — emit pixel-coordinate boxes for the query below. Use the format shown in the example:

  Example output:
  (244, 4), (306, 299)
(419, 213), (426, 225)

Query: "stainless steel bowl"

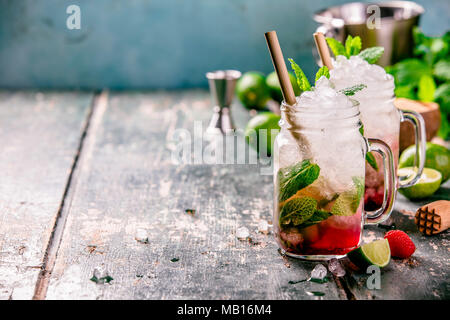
(314, 1), (424, 66)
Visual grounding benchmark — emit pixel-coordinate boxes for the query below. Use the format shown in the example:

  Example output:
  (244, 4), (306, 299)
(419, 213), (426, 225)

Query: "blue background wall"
(0, 0), (449, 89)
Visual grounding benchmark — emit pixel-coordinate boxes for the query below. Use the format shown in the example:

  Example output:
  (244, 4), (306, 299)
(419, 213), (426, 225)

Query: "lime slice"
(398, 167), (442, 200)
(347, 239), (391, 269)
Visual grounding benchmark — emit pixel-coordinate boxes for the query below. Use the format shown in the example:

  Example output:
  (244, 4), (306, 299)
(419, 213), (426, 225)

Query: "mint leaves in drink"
(326, 35), (384, 64)
(299, 210), (332, 228)
(280, 197), (317, 225)
(278, 159), (363, 228)
(278, 159), (320, 202)
(288, 59), (332, 92)
(339, 84), (367, 96)
(330, 176), (364, 216)
(359, 124), (379, 171)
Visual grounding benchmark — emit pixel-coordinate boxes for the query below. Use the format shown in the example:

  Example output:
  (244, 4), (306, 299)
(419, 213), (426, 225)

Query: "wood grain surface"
(1, 90), (448, 300)
(0, 91), (93, 299)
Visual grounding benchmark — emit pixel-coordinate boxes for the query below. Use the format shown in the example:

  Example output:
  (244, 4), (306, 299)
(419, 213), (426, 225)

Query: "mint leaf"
(90, 275), (114, 284)
(329, 177), (364, 217)
(366, 152), (379, 171)
(360, 123), (379, 171)
(280, 197), (317, 226)
(433, 60), (450, 81)
(394, 85), (417, 100)
(299, 210), (332, 228)
(435, 83), (450, 112)
(278, 159), (320, 202)
(315, 66), (330, 83)
(288, 58), (311, 92)
(331, 185), (362, 216)
(326, 37), (346, 57)
(358, 47), (384, 64)
(352, 176), (365, 202)
(386, 59), (431, 87)
(418, 74), (436, 102)
(345, 35), (362, 57)
(339, 84), (367, 96)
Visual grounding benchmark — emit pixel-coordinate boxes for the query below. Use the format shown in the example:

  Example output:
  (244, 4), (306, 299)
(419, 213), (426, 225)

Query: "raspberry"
(384, 230), (416, 258)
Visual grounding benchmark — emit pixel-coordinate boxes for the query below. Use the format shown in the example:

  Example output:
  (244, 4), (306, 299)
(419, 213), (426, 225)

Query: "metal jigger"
(206, 70), (241, 135)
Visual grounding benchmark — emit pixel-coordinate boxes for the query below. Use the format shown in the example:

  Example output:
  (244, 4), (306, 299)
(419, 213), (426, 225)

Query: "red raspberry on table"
(384, 230), (416, 259)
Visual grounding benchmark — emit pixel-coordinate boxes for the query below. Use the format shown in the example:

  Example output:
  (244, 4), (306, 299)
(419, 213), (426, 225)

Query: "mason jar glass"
(274, 98), (396, 260)
(330, 56), (426, 210)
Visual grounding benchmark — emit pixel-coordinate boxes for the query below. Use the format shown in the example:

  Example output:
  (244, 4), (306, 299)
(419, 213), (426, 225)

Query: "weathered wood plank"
(46, 90), (342, 300)
(0, 91), (93, 299)
(344, 183), (450, 300)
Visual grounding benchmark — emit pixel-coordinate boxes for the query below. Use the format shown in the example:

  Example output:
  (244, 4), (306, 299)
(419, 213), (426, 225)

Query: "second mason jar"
(330, 56), (426, 210)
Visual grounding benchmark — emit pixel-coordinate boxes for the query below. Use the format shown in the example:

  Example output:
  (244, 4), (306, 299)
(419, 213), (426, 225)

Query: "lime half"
(398, 167), (442, 200)
(347, 239), (391, 269)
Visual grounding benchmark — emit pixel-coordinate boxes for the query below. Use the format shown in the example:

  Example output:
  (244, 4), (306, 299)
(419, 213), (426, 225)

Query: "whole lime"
(244, 112), (281, 156)
(399, 143), (450, 182)
(266, 71), (301, 103)
(236, 72), (270, 110)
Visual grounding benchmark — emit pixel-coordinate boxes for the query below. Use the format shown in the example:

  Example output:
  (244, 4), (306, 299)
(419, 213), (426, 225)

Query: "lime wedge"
(398, 167), (442, 200)
(347, 239), (391, 269)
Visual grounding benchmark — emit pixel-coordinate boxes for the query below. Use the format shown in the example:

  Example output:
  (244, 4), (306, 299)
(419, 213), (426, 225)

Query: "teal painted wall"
(0, 0), (449, 89)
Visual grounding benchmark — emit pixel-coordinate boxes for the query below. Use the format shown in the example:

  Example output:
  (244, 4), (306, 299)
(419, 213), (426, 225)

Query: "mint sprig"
(339, 84), (367, 96)
(315, 66), (330, 83)
(326, 37), (346, 57)
(326, 35), (384, 64)
(345, 35), (362, 57)
(358, 47), (384, 64)
(288, 58), (311, 92)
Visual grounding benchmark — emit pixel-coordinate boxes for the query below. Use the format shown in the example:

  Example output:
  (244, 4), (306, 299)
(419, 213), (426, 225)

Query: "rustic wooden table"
(0, 90), (448, 300)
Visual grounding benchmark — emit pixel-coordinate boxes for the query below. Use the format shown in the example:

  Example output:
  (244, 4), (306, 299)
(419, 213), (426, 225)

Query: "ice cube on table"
(135, 228), (149, 243)
(310, 264), (327, 280)
(328, 258), (346, 277)
(258, 220), (269, 234)
(236, 226), (249, 240)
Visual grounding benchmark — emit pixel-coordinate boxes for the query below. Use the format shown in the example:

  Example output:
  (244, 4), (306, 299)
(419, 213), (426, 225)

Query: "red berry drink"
(273, 77), (367, 259)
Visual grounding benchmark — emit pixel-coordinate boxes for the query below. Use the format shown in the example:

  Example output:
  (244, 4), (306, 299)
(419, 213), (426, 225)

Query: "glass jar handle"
(364, 138), (397, 225)
(398, 110), (426, 188)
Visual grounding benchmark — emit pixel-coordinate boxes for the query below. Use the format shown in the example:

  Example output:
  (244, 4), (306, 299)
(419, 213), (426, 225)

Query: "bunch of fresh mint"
(326, 35), (385, 64)
(386, 27), (450, 140)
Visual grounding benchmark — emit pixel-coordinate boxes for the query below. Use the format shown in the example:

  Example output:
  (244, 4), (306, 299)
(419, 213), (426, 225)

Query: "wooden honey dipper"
(415, 200), (450, 235)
